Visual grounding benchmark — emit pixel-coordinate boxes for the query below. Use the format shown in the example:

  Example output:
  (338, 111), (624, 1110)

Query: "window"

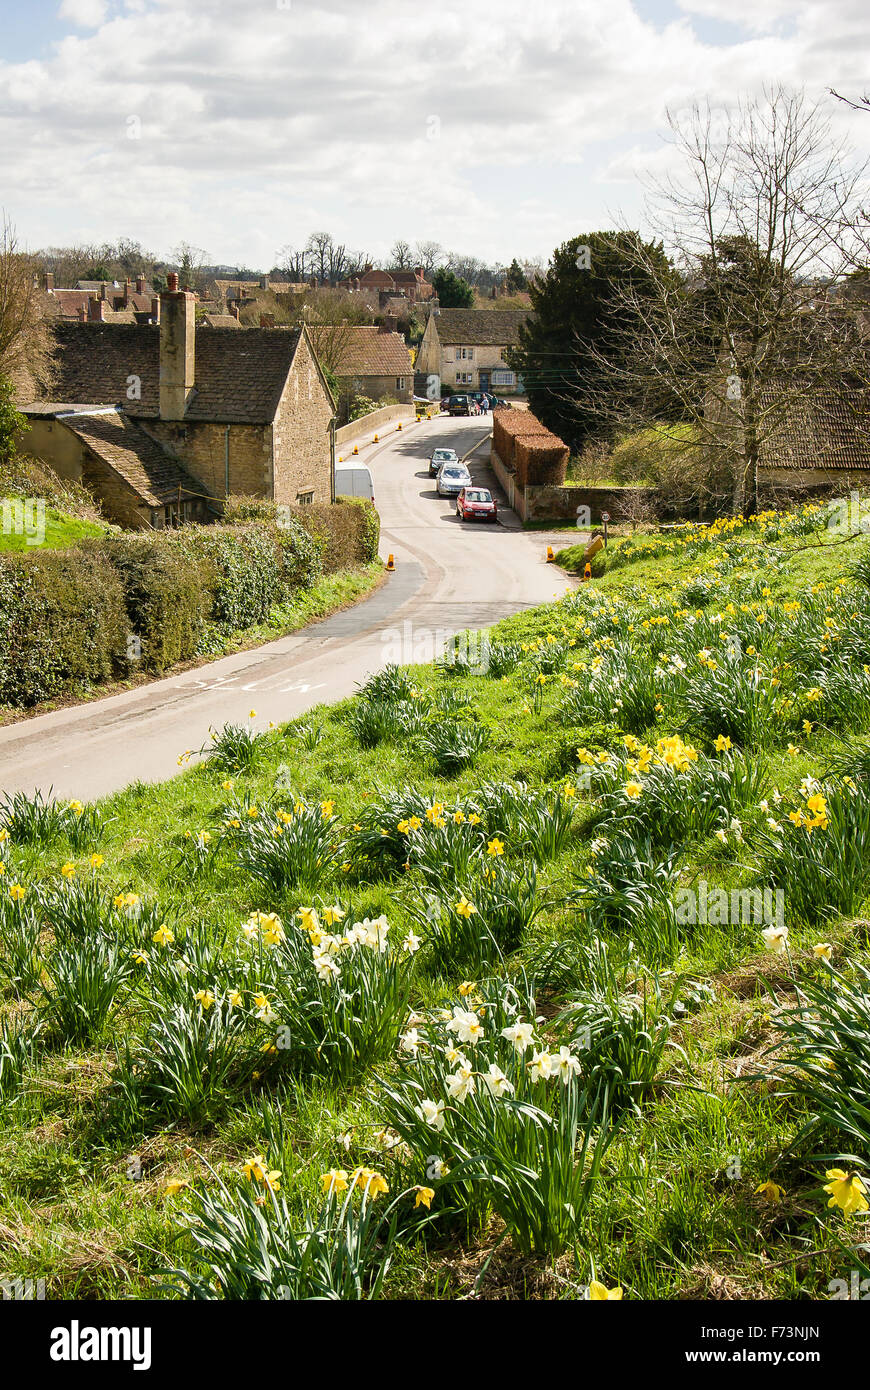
(396, 377), (406, 391)
(456, 371), (473, 385)
(296, 490), (314, 506)
(454, 346), (475, 360)
(491, 369), (515, 386)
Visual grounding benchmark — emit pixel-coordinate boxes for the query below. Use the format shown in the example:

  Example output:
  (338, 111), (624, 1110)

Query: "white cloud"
(58, 0), (109, 28)
(0, 0), (865, 267)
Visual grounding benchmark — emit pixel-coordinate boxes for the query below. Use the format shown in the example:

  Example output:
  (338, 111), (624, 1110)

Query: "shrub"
(293, 500), (380, 574)
(85, 534), (210, 673)
(167, 525), (282, 633)
(0, 548), (126, 706)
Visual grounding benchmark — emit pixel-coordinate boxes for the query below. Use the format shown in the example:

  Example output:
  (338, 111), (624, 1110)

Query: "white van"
(334, 465), (375, 504)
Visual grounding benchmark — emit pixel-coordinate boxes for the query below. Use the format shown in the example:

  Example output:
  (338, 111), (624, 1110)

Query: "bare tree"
(414, 240), (445, 276)
(298, 288), (371, 377)
(0, 215), (52, 392)
(571, 89), (870, 515)
(277, 243), (308, 280)
(171, 242), (210, 295)
(389, 239), (412, 269)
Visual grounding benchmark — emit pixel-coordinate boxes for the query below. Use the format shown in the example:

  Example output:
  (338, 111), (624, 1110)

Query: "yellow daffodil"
(823, 1169), (869, 1217)
(194, 989), (215, 1010)
(152, 924), (174, 946)
(321, 1168), (349, 1194)
(455, 896), (477, 918)
(589, 1280), (623, 1300)
(415, 1186), (435, 1209)
(755, 1180), (786, 1204)
(813, 943), (833, 961)
(60, 862), (76, 880)
(487, 837), (504, 857)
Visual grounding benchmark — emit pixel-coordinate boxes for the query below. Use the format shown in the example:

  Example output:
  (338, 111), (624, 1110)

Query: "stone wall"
(525, 484), (661, 524)
(335, 403), (416, 450)
(141, 419), (270, 503)
(271, 331), (334, 504)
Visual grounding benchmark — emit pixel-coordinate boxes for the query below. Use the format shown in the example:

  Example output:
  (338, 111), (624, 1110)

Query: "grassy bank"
(1, 501), (869, 1300)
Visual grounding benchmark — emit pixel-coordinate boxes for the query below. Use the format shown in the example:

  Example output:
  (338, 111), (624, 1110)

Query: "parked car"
(456, 486), (498, 523)
(469, 391), (494, 412)
(437, 463), (473, 497)
(334, 464), (375, 504)
(494, 397), (512, 408)
(428, 447), (459, 478)
(446, 394), (473, 416)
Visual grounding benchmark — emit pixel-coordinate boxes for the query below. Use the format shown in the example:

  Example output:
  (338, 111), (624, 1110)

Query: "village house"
(43, 272), (160, 326)
(17, 273), (336, 529)
(333, 321), (415, 409)
(338, 265), (434, 306)
(415, 308), (529, 395)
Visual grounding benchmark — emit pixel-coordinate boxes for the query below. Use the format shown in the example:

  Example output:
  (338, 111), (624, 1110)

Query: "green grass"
(0, 503), (106, 552)
(2, 498), (870, 1300)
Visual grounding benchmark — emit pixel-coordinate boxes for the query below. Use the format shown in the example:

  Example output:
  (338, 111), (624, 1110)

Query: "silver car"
(437, 463), (472, 497)
(428, 447), (459, 478)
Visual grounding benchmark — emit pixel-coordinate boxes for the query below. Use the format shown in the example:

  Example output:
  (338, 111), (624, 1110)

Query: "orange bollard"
(546, 546), (555, 563)
(386, 554), (395, 571)
(583, 563), (592, 582)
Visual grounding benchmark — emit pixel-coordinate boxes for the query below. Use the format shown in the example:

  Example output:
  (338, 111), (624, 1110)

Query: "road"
(0, 414), (574, 800)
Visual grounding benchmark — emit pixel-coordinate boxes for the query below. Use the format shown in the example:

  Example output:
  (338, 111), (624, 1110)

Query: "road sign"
(601, 511), (610, 522)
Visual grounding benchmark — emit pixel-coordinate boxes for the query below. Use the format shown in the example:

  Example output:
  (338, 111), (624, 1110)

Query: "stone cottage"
(18, 274), (337, 528)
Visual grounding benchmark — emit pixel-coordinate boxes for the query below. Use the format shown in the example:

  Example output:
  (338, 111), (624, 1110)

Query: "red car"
(456, 486), (498, 522)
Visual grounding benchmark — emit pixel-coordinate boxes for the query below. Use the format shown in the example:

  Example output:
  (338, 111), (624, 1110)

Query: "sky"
(0, 0), (867, 271)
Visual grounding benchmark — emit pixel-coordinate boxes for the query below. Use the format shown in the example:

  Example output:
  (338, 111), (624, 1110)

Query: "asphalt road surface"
(0, 414), (574, 800)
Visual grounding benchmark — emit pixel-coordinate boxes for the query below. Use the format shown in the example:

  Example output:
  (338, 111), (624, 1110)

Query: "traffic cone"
(338, 455), (343, 462)
(373, 433), (379, 443)
(397, 422), (402, 431)
(583, 563), (592, 582)
(546, 546), (555, 563)
(386, 554), (395, 571)
(352, 445), (359, 455)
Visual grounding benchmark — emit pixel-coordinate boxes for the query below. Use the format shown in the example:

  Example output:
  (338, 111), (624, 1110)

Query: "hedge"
(0, 506), (374, 708)
(0, 549), (127, 707)
(82, 535), (212, 674)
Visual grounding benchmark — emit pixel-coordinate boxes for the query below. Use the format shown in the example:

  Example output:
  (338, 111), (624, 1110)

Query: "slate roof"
(334, 326), (414, 377)
(60, 410), (204, 507)
(201, 313), (242, 329)
(40, 322), (304, 424)
(431, 308), (529, 347)
(760, 388), (870, 471)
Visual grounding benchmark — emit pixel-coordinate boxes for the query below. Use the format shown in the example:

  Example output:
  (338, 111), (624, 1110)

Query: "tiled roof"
(431, 308), (529, 346)
(60, 410), (204, 507)
(41, 322), (304, 424)
(201, 313), (242, 328)
(334, 326), (413, 376)
(760, 388), (870, 471)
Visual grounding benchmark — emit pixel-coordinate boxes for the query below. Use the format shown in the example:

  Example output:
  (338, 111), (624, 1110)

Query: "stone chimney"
(88, 296), (106, 322)
(136, 275), (146, 294)
(100, 280), (108, 301)
(414, 265), (423, 279)
(150, 295), (161, 324)
(43, 271), (55, 292)
(77, 305), (87, 322)
(378, 314), (399, 335)
(229, 302), (240, 320)
(159, 271), (195, 420)
(259, 274), (269, 290)
(124, 278), (132, 306)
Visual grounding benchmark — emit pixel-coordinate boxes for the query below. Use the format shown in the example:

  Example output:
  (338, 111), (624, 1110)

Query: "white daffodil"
(400, 1028), (420, 1055)
(446, 1064), (476, 1103)
(762, 924), (789, 954)
(414, 1098), (445, 1131)
(402, 930), (421, 954)
(528, 1049), (556, 1083)
(552, 1046), (582, 1085)
(446, 1006), (484, 1046)
(482, 1063), (514, 1098)
(501, 1019), (536, 1053)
